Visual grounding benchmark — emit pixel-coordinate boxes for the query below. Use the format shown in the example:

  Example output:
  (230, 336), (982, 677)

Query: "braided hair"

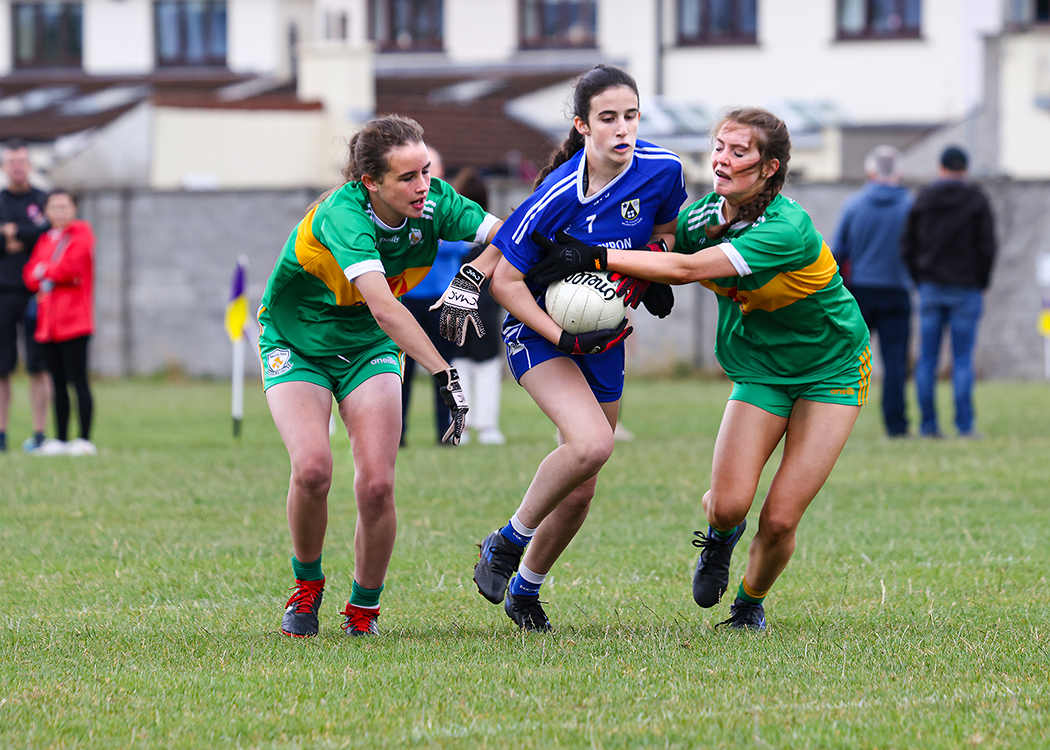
(533, 64), (639, 189)
(706, 108), (791, 241)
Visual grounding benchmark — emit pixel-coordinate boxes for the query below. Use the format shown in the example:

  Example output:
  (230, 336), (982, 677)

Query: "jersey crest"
(621, 199), (640, 221)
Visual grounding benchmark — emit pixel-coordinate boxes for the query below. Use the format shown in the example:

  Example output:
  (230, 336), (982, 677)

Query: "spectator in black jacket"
(901, 145), (996, 439)
(0, 139), (50, 452)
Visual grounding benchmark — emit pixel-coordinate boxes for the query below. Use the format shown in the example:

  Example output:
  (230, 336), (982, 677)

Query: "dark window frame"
(368, 0), (444, 53)
(12, 1), (83, 70)
(836, 0), (922, 41)
(154, 0), (228, 68)
(518, 0), (597, 51)
(677, 0), (757, 47)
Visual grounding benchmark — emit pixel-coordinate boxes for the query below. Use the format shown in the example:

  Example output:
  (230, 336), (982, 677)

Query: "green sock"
(737, 580), (767, 605)
(349, 580), (384, 609)
(291, 554), (324, 582)
(711, 525), (738, 540)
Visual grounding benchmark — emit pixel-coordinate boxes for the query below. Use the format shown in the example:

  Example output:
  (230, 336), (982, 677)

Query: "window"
(12, 2), (83, 69)
(519, 1), (597, 50)
(677, 0), (756, 46)
(1006, 0), (1050, 26)
(837, 0), (921, 40)
(368, 0), (443, 52)
(155, 1), (227, 67)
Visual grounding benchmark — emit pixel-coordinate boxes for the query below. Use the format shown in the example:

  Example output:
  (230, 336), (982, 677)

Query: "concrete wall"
(77, 178), (1050, 381)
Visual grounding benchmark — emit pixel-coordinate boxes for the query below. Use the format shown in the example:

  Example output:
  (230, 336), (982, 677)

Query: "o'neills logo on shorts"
(371, 356), (398, 366)
(266, 348), (292, 376)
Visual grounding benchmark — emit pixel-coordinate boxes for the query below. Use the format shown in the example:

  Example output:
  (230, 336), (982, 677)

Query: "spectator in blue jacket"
(832, 145), (914, 437)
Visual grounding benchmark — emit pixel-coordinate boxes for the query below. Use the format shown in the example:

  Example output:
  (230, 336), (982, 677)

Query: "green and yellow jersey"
(259, 178), (498, 357)
(676, 192), (870, 384)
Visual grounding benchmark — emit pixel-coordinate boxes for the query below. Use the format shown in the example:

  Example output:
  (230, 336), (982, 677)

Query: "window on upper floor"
(1006, 0), (1050, 25)
(12, 2), (83, 69)
(155, 1), (227, 67)
(519, 0), (597, 50)
(677, 0), (757, 46)
(369, 0), (443, 52)
(837, 0), (921, 40)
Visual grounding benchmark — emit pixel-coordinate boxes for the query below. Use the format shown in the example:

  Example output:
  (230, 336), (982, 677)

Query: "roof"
(0, 69), (321, 142)
(375, 68), (591, 179)
(0, 66), (587, 179)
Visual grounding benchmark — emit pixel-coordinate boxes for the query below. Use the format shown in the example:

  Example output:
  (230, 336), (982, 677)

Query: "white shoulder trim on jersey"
(510, 172), (577, 245)
(475, 213), (500, 244)
(718, 243), (751, 276)
(634, 145), (683, 165)
(344, 259), (385, 283)
(685, 202), (723, 232)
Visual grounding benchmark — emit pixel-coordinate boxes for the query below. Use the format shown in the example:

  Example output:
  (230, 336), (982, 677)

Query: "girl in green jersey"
(530, 108), (871, 631)
(260, 115), (501, 637)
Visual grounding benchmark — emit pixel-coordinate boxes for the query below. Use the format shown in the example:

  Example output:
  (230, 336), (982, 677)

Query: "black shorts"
(0, 292), (46, 376)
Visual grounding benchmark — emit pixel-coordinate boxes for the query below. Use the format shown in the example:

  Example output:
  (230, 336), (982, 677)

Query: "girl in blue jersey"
(470, 64), (689, 632)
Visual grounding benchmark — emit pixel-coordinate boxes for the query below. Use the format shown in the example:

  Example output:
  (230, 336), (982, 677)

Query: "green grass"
(2, 374), (1049, 748)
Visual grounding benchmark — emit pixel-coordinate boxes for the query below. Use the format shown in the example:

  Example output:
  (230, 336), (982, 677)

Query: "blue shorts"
(502, 317), (625, 403)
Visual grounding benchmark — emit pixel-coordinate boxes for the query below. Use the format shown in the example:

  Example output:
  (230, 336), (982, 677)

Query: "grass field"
(2, 373), (1049, 749)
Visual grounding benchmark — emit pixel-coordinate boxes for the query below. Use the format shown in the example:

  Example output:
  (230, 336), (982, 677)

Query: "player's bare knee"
(291, 456), (333, 496)
(354, 474), (396, 516)
(705, 492), (749, 531)
(757, 513), (798, 547)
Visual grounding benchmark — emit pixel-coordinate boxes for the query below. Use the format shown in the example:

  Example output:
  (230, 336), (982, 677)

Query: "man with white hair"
(832, 145), (914, 438)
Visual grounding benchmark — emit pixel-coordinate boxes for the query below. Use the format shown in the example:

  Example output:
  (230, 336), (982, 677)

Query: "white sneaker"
(477, 428), (507, 445)
(66, 438), (98, 456)
(34, 439), (70, 456)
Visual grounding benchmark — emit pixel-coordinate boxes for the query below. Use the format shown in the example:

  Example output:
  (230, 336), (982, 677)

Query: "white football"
(545, 270), (628, 334)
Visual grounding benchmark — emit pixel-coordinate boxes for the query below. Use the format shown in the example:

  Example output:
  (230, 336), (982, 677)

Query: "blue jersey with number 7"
(493, 140), (688, 303)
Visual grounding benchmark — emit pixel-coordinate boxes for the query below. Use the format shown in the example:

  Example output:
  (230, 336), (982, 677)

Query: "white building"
(0, 0), (1046, 188)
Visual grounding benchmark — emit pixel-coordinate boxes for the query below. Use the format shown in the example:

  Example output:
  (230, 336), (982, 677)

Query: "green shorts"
(259, 332), (405, 402)
(729, 350), (870, 418)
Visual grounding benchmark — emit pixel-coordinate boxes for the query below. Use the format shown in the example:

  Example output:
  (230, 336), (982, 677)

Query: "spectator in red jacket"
(22, 189), (96, 456)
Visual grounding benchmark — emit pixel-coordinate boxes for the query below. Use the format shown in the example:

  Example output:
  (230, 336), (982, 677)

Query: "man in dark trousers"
(0, 139), (50, 452)
(832, 145), (914, 438)
(901, 145), (996, 439)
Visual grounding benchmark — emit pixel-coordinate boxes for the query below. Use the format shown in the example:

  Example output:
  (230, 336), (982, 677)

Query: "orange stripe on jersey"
(856, 346), (872, 405)
(294, 206), (367, 306)
(294, 206), (433, 304)
(731, 241), (839, 314)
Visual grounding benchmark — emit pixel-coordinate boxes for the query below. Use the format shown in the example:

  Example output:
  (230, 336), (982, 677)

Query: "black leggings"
(43, 336), (93, 442)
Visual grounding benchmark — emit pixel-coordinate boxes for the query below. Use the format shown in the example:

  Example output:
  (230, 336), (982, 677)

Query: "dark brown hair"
(706, 107), (791, 240)
(343, 114), (425, 182)
(534, 64), (639, 189)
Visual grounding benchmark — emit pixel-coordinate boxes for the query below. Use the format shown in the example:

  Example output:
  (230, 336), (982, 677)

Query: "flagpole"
(232, 336), (245, 436)
(227, 255), (250, 438)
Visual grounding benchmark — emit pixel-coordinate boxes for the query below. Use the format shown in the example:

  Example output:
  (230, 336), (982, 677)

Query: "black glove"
(556, 318), (633, 355)
(429, 264), (486, 346)
(640, 282), (675, 318)
(435, 368), (469, 445)
(528, 230), (608, 286)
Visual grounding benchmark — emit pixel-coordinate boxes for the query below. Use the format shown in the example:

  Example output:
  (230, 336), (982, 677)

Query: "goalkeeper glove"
(435, 368), (469, 445)
(528, 230), (608, 286)
(556, 318), (633, 355)
(429, 264), (487, 346)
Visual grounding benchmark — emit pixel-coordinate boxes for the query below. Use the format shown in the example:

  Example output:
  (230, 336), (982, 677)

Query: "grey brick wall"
(76, 178), (1050, 381)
